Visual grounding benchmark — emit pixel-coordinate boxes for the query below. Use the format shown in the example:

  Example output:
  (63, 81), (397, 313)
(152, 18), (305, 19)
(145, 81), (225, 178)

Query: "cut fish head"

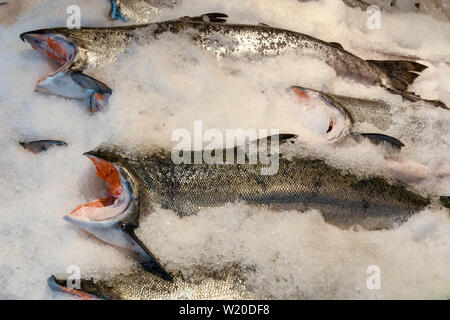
(290, 86), (353, 143)
(20, 29), (111, 112)
(64, 148), (146, 258)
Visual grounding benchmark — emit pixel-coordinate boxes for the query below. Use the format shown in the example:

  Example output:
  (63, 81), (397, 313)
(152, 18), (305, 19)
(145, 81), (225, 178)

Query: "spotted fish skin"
(23, 15), (425, 93)
(313, 91), (449, 131)
(109, 0), (180, 22)
(88, 141), (431, 231)
(49, 267), (253, 300)
(21, 13), (437, 110)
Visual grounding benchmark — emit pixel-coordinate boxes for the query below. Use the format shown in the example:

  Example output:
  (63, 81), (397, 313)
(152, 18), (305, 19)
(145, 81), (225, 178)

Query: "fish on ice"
(20, 13), (440, 112)
(108, 0), (179, 21)
(62, 135), (450, 281)
(19, 140), (67, 154)
(48, 266), (253, 300)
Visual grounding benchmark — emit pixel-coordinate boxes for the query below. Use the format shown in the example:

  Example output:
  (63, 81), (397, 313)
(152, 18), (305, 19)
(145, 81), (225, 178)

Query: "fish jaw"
(20, 140), (67, 154)
(20, 30), (111, 112)
(63, 204), (146, 257)
(64, 153), (146, 258)
(35, 71), (112, 112)
(47, 276), (99, 300)
(20, 32), (77, 66)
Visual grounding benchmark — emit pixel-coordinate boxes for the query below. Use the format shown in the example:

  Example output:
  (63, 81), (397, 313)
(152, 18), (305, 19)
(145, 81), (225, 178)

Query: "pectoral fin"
(70, 72), (112, 112)
(121, 223), (173, 282)
(354, 132), (405, 149)
(329, 42), (344, 50)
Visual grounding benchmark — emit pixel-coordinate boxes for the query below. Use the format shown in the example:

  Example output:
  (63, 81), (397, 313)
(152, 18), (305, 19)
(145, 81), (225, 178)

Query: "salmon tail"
(369, 59), (449, 109)
(386, 87), (449, 110)
(368, 59), (427, 92)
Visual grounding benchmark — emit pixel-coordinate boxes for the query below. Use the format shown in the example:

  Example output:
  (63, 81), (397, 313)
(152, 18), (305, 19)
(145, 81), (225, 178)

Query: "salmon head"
(290, 86), (353, 143)
(64, 147), (172, 281)
(64, 147), (144, 257)
(20, 28), (112, 112)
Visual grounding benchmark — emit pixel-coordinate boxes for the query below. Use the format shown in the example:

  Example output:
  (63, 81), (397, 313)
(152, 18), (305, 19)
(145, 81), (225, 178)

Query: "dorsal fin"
(253, 134), (298, 145)
(329, 42), (344, 50)
(259, 23), (271, 27)
(229, 134), (297, 157)
(181, 13), (228, 23)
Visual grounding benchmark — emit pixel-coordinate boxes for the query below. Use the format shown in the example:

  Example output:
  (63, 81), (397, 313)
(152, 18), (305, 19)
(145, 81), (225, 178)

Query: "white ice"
(0, 0), (448, 299)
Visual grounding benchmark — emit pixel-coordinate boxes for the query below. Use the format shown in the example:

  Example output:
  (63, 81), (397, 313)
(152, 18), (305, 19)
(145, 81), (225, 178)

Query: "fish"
(19, 140), (67, 154)
(303, 0), (450, 20)
(108, 0), (179, 22)
(289, 86), (448, 144)
(47, 266), (254, 300)
(62, 135), (449, 280)
(20, 13), (440, 112)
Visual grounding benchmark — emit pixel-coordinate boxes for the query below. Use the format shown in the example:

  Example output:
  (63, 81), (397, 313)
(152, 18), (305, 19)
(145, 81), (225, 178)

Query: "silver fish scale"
(64, 28), (132, 69)
(98, 270), (253, 300)
(63, 19), (382, 84)
(117, 149), (430, 229)
(326, 94), (395, 130)
(150, 21), (382, 85)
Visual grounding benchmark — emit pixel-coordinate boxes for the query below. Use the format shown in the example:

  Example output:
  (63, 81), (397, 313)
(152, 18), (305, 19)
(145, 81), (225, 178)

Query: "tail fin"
(369, 59), (449, 109)
(368, 59), (427, 92)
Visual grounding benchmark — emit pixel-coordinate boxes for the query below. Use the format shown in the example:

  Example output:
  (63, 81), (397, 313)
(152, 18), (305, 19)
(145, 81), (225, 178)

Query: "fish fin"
(224, 133), (296, 164)
(386, 87), (449, 109)
(368, 59), (427, 92)
(329, 42), (344, 50)
(259, 23), (271, 27)
(70, 72), (113, 112)
(121, 223), (173, 282)
(90, 92), (111, 113)
(253, 134), (298, 146)
(182, 13), (229, 23)
(440, 196), (450, 210)
(368, 60), (428, 73)
(355, 133), (405, 149)
(276, 133), (298, 144)
(70, 72), (112, 94)
(20, 140), (67, 154)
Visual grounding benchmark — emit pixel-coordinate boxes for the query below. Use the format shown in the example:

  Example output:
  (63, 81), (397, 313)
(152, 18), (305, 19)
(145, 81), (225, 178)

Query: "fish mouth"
(290, 86), (352, 142)
(64, 150), (173, 281)
(63, 151), (143, 256)
(20, 30), (78, 88)
(66, 154), (129, 223)
(47, 275), (98, 300)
